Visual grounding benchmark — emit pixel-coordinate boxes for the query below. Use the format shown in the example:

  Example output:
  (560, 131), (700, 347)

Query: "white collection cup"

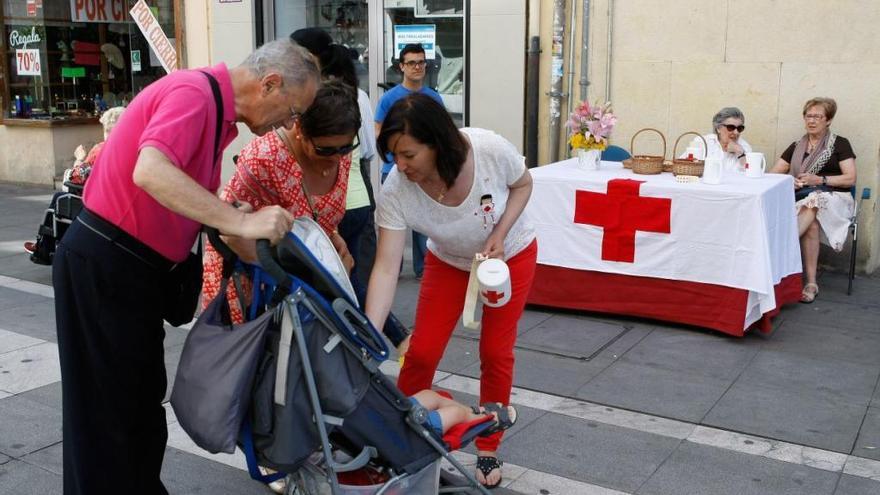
(702, 157), (723, 185)
(477, 258), (511, 308)
(745, 152), (766, 178)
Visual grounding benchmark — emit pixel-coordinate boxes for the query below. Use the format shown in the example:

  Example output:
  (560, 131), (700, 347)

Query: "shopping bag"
(170, 281), (278, 454)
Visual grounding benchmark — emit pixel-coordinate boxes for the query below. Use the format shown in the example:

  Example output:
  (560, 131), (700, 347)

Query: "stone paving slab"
(834, 474), (880, 495)
(0, 300), (56, 342)
(0, 342), (60, 395)
(576, 359), (735, 423)
(0, 459), (62, 495)
(704, 380), (867, 454)
(501, 412), (682, 493)
(636, 441), (840, 495)
(853, 407), (880, 462)
(0, 395), (63, 458)
(735, 348), (879, 407)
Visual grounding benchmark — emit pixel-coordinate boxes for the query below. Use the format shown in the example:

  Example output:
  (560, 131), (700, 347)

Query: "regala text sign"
(70, 0), (127, 23)
(130, 0), (177, 74)
(9, 27), (41, 49)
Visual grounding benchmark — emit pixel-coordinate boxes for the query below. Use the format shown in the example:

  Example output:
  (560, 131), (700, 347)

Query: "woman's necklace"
(275, 128), (320, 221)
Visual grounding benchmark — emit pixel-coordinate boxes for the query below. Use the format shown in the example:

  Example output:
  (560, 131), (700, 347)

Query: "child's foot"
(472, 403), (518, 435)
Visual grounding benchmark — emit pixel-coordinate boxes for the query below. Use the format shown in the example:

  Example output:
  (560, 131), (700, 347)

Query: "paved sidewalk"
(1, 182), (879, 495)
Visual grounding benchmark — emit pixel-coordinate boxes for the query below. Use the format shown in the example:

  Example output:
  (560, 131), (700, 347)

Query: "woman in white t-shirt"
(365, 93), (536, 489)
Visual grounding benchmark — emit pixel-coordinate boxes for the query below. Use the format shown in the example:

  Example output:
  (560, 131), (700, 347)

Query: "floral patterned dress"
(201, 130), (350, 322)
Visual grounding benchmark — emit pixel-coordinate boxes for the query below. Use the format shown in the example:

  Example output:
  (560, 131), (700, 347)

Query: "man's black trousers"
(53, 218), (170, 495)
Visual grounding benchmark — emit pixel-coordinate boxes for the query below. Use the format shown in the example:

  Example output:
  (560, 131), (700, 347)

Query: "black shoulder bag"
(162, 71), (225, 326)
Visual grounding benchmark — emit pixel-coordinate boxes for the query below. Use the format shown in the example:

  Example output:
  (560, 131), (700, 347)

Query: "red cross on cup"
(482, 290), (505, 305)
(573, 178), (672, 263)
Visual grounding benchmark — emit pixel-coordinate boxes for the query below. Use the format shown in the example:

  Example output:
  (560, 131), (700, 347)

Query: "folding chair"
(601, 145), (632, 162)
(847, 186), (871, 295)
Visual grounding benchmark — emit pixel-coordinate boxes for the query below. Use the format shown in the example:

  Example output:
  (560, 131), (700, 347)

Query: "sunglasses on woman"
(721, 124), (745, 132)
(311, 136), (360, 157)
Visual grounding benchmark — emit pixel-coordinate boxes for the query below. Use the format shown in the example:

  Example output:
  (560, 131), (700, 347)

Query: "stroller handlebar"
(256, 239), (291, 289)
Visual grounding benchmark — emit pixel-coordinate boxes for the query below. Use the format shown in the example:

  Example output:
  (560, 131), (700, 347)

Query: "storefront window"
(271, 0), (370, 94)
(1, 0), (178, 121)
(383, 0), (464, 124)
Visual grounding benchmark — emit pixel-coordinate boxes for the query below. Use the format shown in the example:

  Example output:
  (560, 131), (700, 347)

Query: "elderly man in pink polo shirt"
(52, 38), (319, 495)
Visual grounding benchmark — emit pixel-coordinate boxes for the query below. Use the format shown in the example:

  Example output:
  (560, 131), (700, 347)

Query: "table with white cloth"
(525, 159), (803, 336)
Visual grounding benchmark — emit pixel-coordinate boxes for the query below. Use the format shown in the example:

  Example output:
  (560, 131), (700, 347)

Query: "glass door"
(378, 0), (465, 125)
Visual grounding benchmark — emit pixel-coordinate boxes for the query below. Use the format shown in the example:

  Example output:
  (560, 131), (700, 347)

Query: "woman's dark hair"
(290, 28), (332, 56)
(298, 79), (361, 139)
(376, 93), (467, 188)
(290, 28), (359, 89)
(319, 44), (359, 89)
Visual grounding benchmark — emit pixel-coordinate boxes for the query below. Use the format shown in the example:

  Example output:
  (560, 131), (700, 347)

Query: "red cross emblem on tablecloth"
(573, 178), (671, 263)
(482, 290), (505, 304)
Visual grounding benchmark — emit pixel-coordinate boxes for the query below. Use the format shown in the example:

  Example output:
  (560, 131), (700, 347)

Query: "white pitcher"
(745, 152), (766, 178)
(702, 157), (723, 185)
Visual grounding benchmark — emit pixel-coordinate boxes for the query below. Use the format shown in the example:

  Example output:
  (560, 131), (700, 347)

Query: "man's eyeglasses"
(402, 60), (427, 68)
(721, 124), (745, 132)
(311, 136), (360, 157)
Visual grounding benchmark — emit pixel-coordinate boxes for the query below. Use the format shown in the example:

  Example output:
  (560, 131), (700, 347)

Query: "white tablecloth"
(526, 159), (802, 326)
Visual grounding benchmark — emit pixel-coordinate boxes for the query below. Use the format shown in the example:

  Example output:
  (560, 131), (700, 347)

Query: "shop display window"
(2, 0), (178, 122)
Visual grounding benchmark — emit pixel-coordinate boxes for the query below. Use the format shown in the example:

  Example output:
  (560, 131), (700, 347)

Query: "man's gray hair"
(712, 107), (745, 133)
(240, 38), (320, 90)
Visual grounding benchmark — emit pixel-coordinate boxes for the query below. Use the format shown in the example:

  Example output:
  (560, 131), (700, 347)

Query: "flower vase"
(577, 149), (601, 171)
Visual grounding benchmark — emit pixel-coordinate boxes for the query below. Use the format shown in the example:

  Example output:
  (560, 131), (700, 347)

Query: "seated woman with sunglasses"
(680, 107), (752, 172)
(201, 80), (361, 323)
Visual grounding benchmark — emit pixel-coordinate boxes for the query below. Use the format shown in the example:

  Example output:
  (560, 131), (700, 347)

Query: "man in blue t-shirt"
(375, 43), (444, 279)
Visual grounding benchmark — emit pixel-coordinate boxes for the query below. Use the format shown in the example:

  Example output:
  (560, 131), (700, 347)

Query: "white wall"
(469, 0), (526, 152)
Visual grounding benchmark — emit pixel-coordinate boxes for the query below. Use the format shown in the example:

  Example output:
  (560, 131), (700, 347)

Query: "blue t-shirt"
(375, 85), (444, 174)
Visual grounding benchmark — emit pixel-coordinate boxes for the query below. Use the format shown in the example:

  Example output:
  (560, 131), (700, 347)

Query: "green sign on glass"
(61, 67), (86, 78)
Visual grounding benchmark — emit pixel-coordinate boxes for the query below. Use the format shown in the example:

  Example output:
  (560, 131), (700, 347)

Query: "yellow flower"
(569, 132), (587, 149)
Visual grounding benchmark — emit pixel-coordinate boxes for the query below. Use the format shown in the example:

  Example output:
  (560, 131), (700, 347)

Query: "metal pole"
(548, 0), (567, 163)
(565, 0), (578, 120)
(605, 0), (614, 103)
(526, 36), (540, 168)
(579, 0), (591, 101)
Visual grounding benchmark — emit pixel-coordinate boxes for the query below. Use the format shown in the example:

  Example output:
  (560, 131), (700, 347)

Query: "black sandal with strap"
(476, 455), (503, 489)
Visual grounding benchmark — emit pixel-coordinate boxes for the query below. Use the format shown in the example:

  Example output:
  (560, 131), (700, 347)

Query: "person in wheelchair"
(25, 106), (125, 264)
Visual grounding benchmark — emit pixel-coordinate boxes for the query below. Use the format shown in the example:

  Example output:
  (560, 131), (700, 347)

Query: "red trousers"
(398, 239), (537, 451)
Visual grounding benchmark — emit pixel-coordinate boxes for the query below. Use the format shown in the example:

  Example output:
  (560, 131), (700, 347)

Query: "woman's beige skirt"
(796, 190), (854, 252)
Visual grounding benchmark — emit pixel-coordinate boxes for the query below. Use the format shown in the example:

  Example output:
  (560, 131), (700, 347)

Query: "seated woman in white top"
(682, 107), (752, 172)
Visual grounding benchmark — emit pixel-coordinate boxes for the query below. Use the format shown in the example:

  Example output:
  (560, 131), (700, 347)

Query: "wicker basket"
(628, 128), (666, 175)
(671, 132), (708, 177)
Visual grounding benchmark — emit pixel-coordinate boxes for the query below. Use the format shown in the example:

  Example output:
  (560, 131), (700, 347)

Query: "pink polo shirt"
(83, 64), (238, 262)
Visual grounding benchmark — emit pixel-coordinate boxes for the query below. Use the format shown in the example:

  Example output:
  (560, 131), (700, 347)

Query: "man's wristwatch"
(821, 176), (828, 186)
(737, 153), (746, 159)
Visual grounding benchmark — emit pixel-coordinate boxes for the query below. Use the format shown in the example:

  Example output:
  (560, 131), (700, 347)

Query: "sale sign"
(70, 0), (127, 24)
(16, 49), (42, 76)
(130, 0), (176, 73)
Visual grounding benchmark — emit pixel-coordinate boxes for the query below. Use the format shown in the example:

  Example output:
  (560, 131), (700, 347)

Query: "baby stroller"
(28, 180), (84, 265)
(200, 218), (497, 495)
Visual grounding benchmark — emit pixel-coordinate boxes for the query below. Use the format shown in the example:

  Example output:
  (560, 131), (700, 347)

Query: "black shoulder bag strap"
(200, 70), (243, 281)
(196, 70), (225, 262)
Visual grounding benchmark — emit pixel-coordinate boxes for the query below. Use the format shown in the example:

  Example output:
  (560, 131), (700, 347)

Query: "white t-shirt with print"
(376, 127), (535, 271)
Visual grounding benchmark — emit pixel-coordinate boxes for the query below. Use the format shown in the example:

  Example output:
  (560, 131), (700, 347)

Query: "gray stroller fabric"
(249, 297), (372, 473)
(170, 284), (277, 454)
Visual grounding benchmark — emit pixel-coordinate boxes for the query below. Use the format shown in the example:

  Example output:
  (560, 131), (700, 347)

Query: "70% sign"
(16, 49), (42, 76)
